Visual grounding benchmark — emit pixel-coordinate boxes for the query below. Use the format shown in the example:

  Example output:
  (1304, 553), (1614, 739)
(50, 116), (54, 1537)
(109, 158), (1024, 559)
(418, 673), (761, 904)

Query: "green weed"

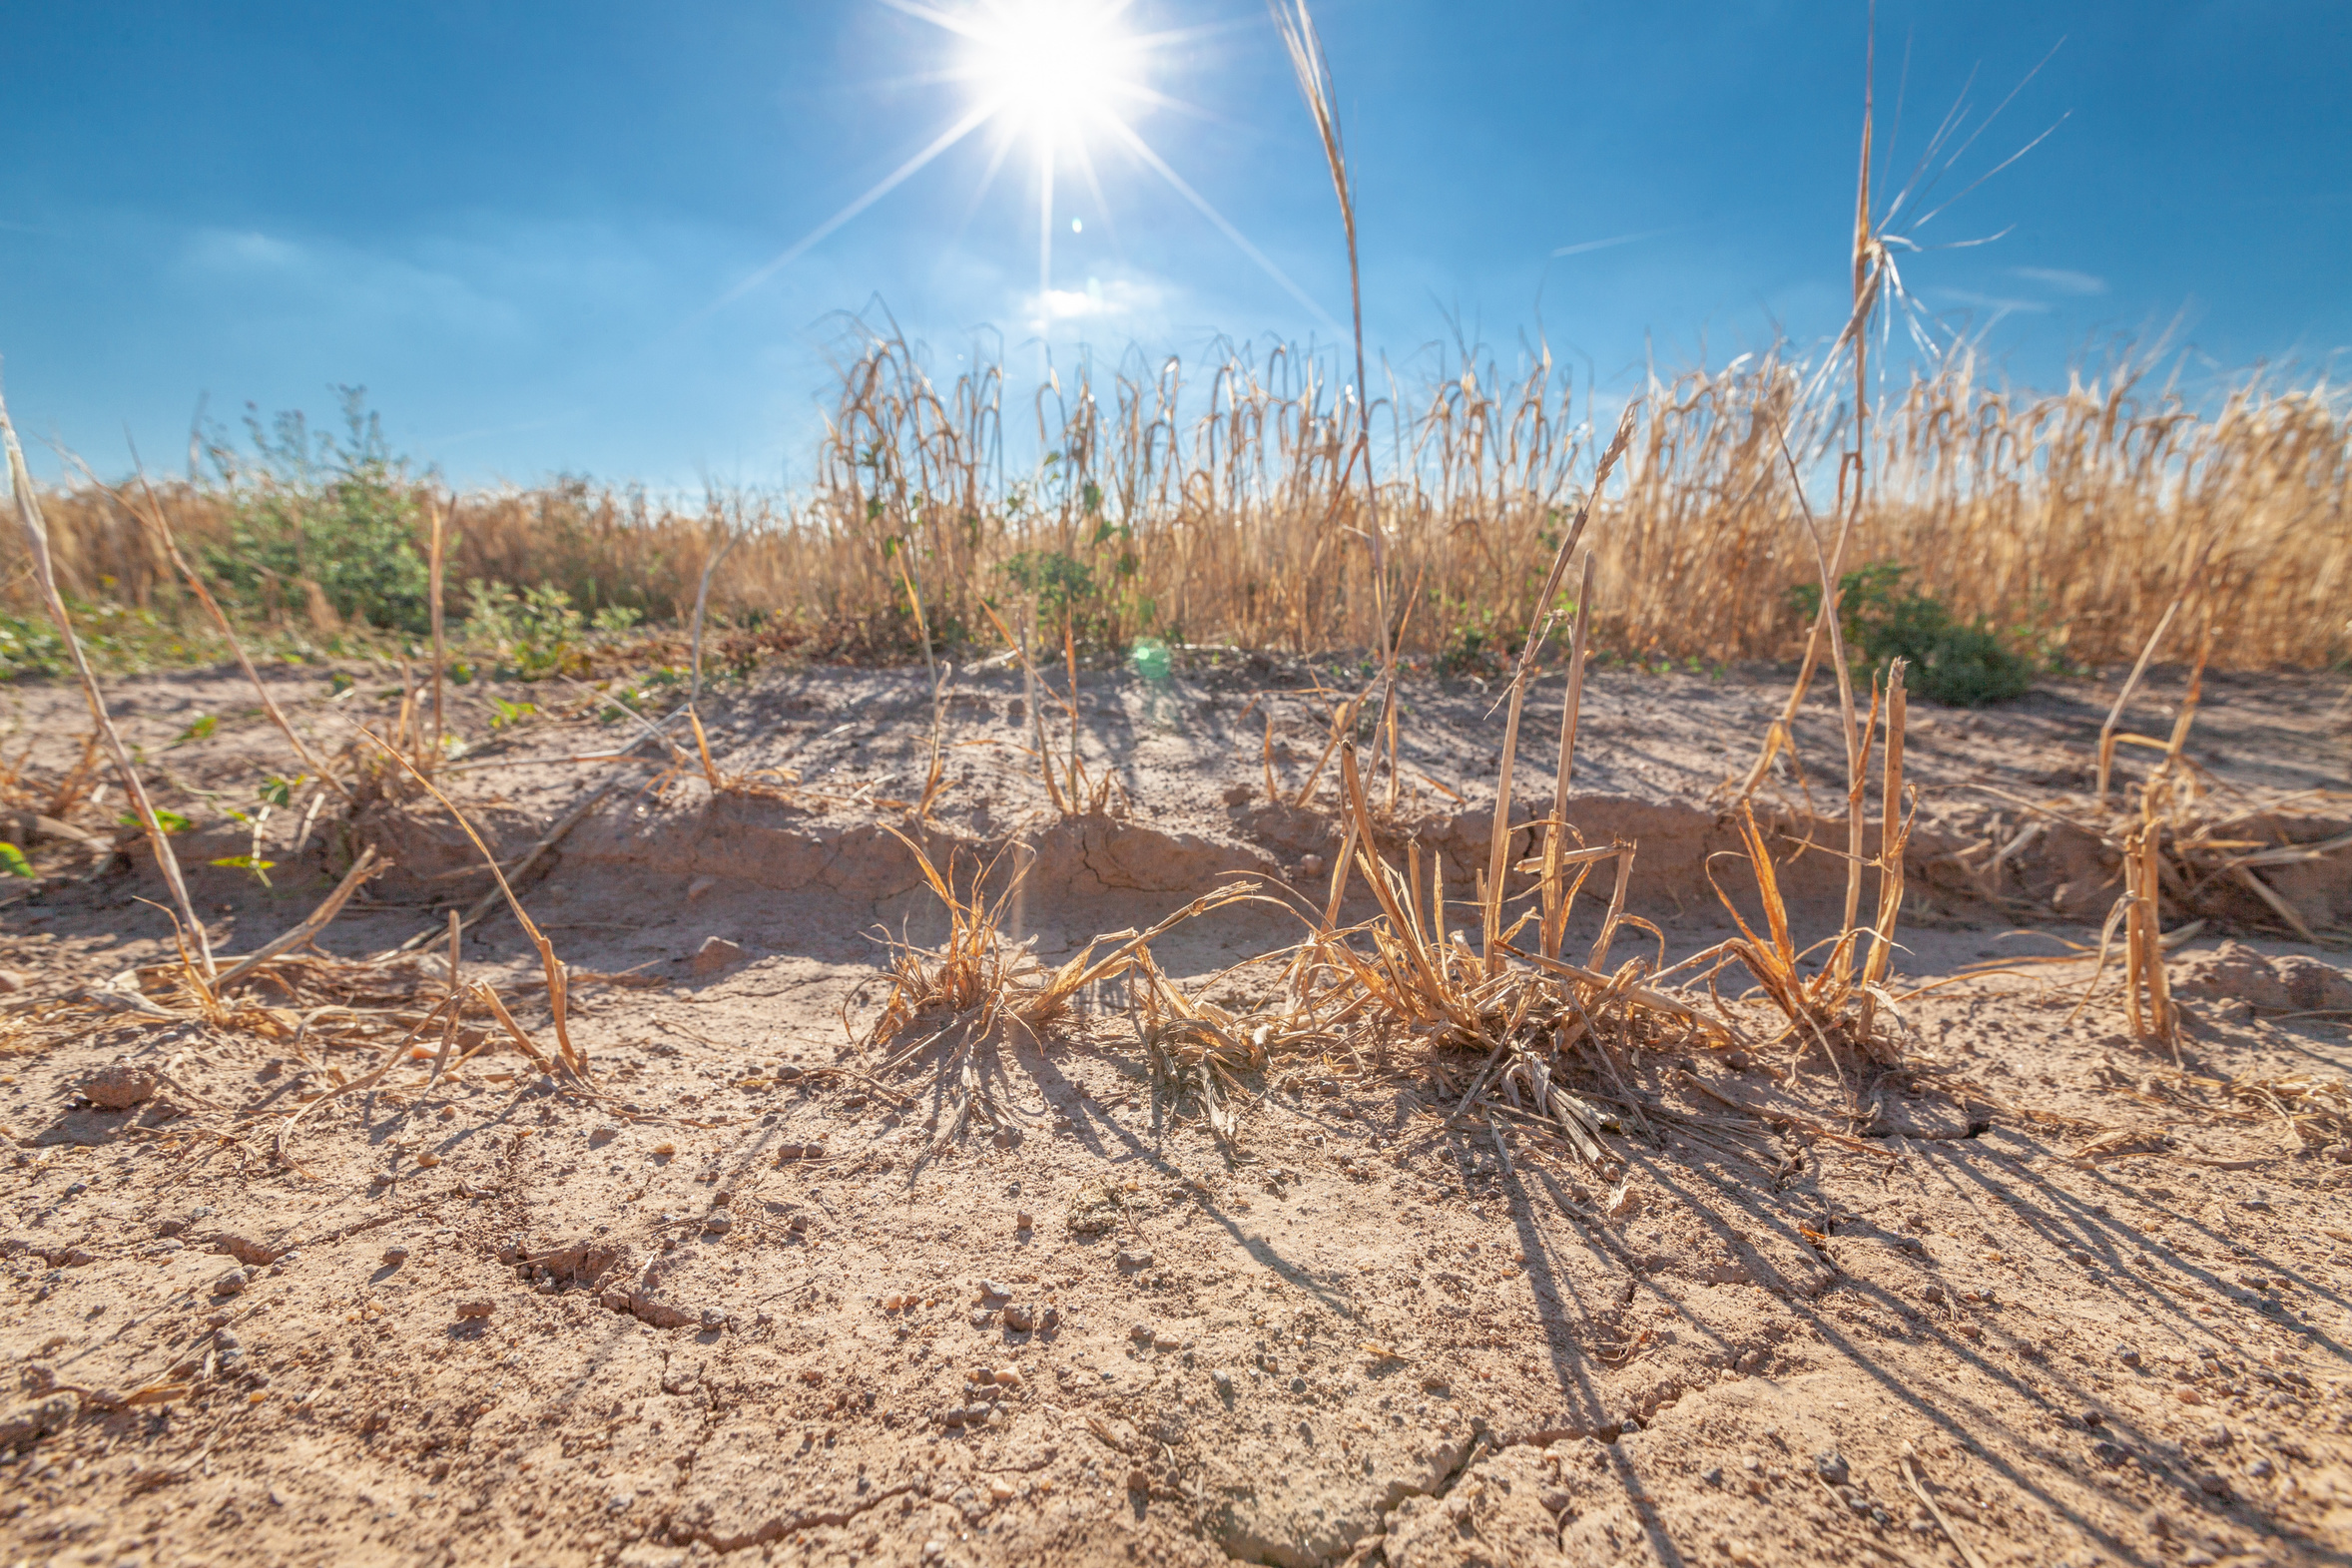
(1790, 562), (2036, 707)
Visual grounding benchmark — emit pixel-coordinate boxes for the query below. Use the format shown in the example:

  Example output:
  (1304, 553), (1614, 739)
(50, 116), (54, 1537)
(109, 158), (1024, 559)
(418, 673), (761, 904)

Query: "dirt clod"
(81, 1056), (157, 1110)
(691, 935), (747, 975)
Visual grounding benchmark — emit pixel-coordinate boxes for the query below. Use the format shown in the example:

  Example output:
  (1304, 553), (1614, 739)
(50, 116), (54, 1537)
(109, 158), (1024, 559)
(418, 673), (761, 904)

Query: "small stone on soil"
(691, 935), (748, 975)
(454, 1299), (495, 1319)
(213, 1268), (249, 1297)
(83, 1057), (158, 1110)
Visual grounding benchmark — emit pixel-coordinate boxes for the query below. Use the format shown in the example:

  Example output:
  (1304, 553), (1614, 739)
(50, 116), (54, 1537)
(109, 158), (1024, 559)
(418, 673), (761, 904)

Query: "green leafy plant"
(203, 387), (432, 632)
(1434, 599), (1519, 679)
(259, 775), (302, 807)
(1789, 562), (2036, 707)
(487, 697), (537, 730)
(172, 714), (218, 747)
(0, 842), (32, 877)
(465, 581), (586, 679)
(0, 614), (65, 679)
(119, 808), (194, 834)
(210, 852), (277, 886)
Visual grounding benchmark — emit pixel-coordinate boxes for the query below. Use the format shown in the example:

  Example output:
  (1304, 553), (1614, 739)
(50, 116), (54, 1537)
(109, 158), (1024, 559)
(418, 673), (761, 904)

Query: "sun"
(962, 0), (1139, 140)
(712, 0), (1332, 337)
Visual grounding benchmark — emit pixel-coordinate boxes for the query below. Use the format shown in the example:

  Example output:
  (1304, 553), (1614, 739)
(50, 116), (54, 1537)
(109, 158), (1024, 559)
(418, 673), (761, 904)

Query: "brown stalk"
(427, 495), (449, 770)
(975, 597), (1068, 816)
(1482, 409), (1635, 979)
(1736, 430), (1861, 801)
(2095, 595), (2183, 808)
(1540, 554), (1596, 960)
(1855, 661), (1910, 1046)
(356, 727), (586, 1082)
(2, 391), (214, 977)
(690, 709), (724, 791)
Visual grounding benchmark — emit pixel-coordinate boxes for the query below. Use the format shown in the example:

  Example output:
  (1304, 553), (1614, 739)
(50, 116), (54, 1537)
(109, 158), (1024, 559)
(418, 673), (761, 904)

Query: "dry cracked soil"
(2, 652), (2352, 1568)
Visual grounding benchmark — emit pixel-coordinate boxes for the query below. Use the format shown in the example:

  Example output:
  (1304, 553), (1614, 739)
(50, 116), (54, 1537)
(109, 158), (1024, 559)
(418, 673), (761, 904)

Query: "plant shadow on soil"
(1, 659), (2350, 1567)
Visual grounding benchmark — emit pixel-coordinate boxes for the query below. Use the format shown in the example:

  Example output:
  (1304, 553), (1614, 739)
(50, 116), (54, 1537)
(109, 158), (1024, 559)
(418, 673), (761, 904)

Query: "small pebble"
(978, 1279), (1013, 1300)
(704, 1213), (734, 1235)
(381, 1246), (409, 1267)
(969, 1308), (995, 1329)
(2118, 1344), (2142, 1367)
(1212, 1369), (1233, 1394)
(454, 1299), (495, 1319)
(1131, 1322), (1155, 1343)
(1001, 1304), (1036, 1332)
(1014, 1211), (1033, 1231)
(1814, 1450), (1850, 1485)
(701, 1307), (728, 1331)
(213, 1268), (249, 1298)
(1117, 1250), (1155, 1270)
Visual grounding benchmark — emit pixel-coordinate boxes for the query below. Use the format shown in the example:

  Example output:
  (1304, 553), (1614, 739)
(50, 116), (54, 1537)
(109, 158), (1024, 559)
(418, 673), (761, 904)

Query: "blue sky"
(3, 0), (2347, 490)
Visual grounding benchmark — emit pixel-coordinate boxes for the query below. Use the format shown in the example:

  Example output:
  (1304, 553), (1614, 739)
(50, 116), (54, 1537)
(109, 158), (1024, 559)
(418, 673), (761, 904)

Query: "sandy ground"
(3, 653), (2352, 1568)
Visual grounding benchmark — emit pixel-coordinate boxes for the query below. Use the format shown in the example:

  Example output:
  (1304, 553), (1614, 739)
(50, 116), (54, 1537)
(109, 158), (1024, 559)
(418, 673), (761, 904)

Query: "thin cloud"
(2011, 265), (2107, 295)
(1550, 228), (1678, 259)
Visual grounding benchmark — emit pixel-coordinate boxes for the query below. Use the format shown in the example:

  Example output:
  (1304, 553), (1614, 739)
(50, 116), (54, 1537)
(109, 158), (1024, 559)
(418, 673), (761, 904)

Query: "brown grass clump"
(861, 830), (1274, 1152)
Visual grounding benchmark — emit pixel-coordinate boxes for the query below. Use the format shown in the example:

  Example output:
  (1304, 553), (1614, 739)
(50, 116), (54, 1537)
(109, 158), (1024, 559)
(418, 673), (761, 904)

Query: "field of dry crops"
(10, 331), (2350, 680)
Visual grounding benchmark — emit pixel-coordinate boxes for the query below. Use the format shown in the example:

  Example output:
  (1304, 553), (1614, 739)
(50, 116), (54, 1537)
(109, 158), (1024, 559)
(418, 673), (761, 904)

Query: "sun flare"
(963, 0), (1138, 139)
(718, 0), (1329, 335)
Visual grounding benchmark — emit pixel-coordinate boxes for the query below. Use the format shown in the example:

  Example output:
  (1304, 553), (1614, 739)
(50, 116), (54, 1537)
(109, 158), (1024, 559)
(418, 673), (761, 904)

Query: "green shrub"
(1788, 562), (2035, 707)
(0, 613), (65, 678)
(463, 580), (586, 680)
(203, 387), (430, 633)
